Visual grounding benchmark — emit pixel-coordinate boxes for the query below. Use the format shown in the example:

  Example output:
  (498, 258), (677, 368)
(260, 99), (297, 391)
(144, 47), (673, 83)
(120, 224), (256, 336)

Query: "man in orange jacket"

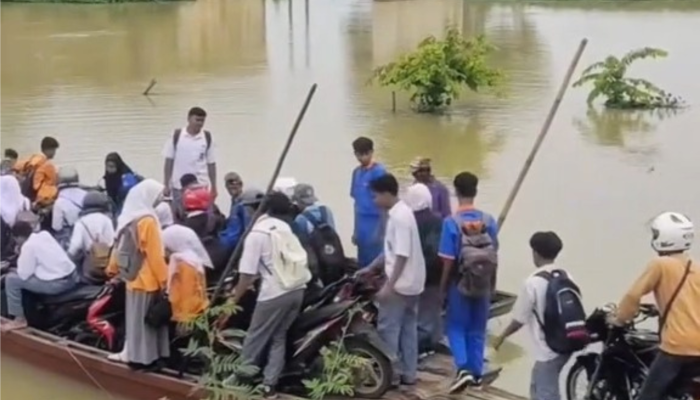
(14, 137), (60, 208)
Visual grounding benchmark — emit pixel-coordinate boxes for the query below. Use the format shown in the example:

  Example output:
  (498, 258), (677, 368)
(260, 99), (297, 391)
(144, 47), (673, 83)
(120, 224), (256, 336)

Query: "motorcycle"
(0, 274), (125, 351)
(218, 273), (394, 399)
(566, 303), (700, 400)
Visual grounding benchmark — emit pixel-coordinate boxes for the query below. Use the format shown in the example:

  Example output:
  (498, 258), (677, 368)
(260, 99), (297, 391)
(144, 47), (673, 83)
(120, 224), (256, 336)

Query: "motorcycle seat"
(292, 300), (355, 332)
(39, 285), (104, 305)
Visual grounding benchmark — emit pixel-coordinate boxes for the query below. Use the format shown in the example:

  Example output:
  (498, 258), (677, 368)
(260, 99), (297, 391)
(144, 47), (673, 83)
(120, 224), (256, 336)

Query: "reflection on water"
(573, 108), (682, 166)
(3, 0), (700, 397)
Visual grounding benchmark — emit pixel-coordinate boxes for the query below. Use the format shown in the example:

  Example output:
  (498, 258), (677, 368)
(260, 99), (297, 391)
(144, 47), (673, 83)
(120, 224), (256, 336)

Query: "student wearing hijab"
(404, 183), (446, 356)
(163, 225), (211, 323)
(0, 175), (31, 260)
(105, 179), (169, 368)
(155, 202), (176, 229)
(103, 152), (141, 215)
(1, 175), (31, 227)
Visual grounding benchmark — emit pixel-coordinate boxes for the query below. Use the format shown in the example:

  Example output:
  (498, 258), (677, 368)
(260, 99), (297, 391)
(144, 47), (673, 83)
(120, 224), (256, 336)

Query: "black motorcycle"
(218, 273), (394, 399)
(566, 303), (700, 400)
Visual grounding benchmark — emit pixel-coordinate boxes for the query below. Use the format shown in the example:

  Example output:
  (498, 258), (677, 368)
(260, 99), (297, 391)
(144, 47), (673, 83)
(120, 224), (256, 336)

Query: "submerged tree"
(371, 27), (505, 113)
(572, 47), (683, 110)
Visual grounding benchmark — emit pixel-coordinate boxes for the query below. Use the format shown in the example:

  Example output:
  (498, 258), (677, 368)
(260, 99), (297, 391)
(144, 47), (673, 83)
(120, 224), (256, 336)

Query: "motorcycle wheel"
(344, 338), (392, 399)
(566, 359), (605, 400)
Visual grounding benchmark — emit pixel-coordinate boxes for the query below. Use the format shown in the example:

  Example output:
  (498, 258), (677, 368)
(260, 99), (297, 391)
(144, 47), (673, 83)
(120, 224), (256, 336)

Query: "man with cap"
(291, 183), (336, 241)
(224, 172), (243, 203)
(410, 157), (451, 219)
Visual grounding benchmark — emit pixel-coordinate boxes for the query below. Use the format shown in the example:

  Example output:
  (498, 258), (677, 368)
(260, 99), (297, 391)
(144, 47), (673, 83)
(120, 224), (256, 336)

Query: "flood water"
(3, 0), (700, 397)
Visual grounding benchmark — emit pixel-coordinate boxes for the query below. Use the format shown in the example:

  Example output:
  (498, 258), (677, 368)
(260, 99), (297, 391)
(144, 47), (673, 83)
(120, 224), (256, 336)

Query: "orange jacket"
(14, 154), (58, 206)
(168, 260), (209, 323)
(107, 216), (168, 293)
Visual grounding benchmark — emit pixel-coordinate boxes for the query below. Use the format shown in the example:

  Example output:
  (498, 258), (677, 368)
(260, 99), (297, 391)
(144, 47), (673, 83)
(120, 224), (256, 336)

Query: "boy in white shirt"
(493, 231), (571, 400)
(363, 173), (426, 387)
(1, 221), (78, 331)
(68, 191), (115, 283)
(52, 167), (87, 246)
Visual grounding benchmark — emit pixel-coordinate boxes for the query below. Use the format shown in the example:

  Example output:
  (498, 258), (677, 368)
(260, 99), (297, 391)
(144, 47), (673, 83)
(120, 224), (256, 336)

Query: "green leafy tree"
(572, 47), (683, 109)
(180, 302), (259, 400)
(302, 307), (371, 400)
(371, 27), (504, 113)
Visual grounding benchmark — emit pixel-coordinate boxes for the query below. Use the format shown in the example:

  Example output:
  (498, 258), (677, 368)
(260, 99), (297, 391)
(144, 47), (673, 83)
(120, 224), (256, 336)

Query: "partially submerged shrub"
(573, 47), (683, 110)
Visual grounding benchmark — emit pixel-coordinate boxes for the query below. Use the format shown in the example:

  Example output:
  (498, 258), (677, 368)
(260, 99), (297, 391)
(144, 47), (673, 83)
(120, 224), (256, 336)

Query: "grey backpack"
(115, 219), (145, 282)
(454, 215), (498, 298)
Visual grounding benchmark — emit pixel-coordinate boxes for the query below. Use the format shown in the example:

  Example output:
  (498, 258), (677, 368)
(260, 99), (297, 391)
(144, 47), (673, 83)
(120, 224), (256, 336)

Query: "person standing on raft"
(350, 137), (387, 268)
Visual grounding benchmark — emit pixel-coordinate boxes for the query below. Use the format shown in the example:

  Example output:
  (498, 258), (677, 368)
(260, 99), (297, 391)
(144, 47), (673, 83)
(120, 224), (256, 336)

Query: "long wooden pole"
(212, 83), (319, 299)
(496, 38), (588, 231)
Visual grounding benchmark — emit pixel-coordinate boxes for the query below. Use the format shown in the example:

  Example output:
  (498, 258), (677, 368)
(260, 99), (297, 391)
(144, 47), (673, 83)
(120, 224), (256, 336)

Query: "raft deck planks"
(1, 320), (527, 400)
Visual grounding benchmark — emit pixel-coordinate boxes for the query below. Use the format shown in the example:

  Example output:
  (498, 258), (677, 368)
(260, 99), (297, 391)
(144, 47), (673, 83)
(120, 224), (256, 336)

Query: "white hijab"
(162, 224), (213, 289)
(404, 183), (433, 212)
(1, 175), (30, 226)
(116, 179), (165, 234)
(155, 202), (175, 228)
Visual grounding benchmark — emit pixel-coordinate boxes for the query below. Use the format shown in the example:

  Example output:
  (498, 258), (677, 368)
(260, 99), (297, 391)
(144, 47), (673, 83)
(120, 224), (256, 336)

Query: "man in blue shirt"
(291, 183), (336, 240)
(438, 172), (499, 393)
(350, 137), (387, 267)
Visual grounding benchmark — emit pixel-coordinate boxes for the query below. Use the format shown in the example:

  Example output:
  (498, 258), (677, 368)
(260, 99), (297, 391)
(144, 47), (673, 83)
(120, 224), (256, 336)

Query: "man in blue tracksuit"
(219, 186), (262, 256)
(438, 172), (499, 393)
(350, 137), (387, 268)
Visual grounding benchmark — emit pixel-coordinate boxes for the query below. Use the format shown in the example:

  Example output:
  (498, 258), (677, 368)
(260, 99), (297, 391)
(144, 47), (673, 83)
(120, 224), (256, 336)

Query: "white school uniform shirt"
(162, 127), (216, 190)
(17, 231), (76, 281)
(67, 213), (116, 258)
(384, 200), (426, 296)
(238, 215), (306, 302)
(52, 187), (87, 232)
(511, 263), (574, 362)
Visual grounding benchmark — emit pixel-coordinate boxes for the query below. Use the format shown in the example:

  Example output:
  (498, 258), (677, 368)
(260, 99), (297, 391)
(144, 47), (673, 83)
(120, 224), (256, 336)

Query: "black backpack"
(534, 269), (589, 354)
(303, 207), (346, 285)
(18, 160), (43, 202)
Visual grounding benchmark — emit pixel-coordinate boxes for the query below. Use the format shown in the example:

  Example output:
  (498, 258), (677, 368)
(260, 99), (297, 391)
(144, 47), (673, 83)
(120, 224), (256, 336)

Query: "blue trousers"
(445, 284), (490, 376)
(354, 213), (383, 268)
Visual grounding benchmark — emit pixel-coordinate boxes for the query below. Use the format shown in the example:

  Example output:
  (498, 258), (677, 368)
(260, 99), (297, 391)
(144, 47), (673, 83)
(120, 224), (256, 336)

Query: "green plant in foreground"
(302, 308), (371, 400)
(572, 47), (683, 110)
(371, 27), (505, 113)
(180, 302), (259, 400)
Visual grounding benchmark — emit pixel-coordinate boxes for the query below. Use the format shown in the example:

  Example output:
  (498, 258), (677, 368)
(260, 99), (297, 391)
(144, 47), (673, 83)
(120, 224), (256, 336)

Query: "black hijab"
(103, 152), (133, 202)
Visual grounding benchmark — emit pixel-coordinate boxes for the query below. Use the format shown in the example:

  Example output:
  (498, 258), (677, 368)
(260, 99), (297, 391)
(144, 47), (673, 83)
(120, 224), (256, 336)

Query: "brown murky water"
(3, 0), (700, 397)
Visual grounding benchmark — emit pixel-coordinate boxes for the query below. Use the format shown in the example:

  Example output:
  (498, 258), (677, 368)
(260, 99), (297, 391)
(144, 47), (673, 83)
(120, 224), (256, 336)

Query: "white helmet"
(650, 212), (694, 253)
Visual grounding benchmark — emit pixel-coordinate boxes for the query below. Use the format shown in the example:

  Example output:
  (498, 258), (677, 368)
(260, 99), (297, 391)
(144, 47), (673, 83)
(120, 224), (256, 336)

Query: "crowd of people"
(1, 105), (699, 400)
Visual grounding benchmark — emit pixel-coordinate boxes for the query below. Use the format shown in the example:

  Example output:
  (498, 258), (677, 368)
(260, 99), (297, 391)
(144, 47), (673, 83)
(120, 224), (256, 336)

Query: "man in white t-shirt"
(162, 107), (217, 217)
(363, 173), (426, 387)
(223, 192), (305, 399)
(493, 231), (571, 400)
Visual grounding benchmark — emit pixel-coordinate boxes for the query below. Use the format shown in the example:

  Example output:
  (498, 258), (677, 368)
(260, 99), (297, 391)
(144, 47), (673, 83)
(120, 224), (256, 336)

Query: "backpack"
(534, 269), (589, 354)
(303, 207), (346, 285)
(417, 214), (442, 286)
(255, 218), (311, 291)
(18, 156), (46, 201)
(173, 129), (212, 152)
(79, 220), (112, 282)
(454, 215), (498, 298)
(115, 218), (145, 282)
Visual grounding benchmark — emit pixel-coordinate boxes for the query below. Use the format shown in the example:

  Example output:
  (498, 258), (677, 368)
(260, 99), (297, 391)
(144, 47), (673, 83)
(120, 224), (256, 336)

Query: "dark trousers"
(637, 350), (700, 400)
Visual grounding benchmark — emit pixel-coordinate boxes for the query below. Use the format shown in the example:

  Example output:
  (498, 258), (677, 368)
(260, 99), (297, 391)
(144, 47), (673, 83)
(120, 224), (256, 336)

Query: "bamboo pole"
(211, 83), (319, 300)
(496, 39), (588, 231)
